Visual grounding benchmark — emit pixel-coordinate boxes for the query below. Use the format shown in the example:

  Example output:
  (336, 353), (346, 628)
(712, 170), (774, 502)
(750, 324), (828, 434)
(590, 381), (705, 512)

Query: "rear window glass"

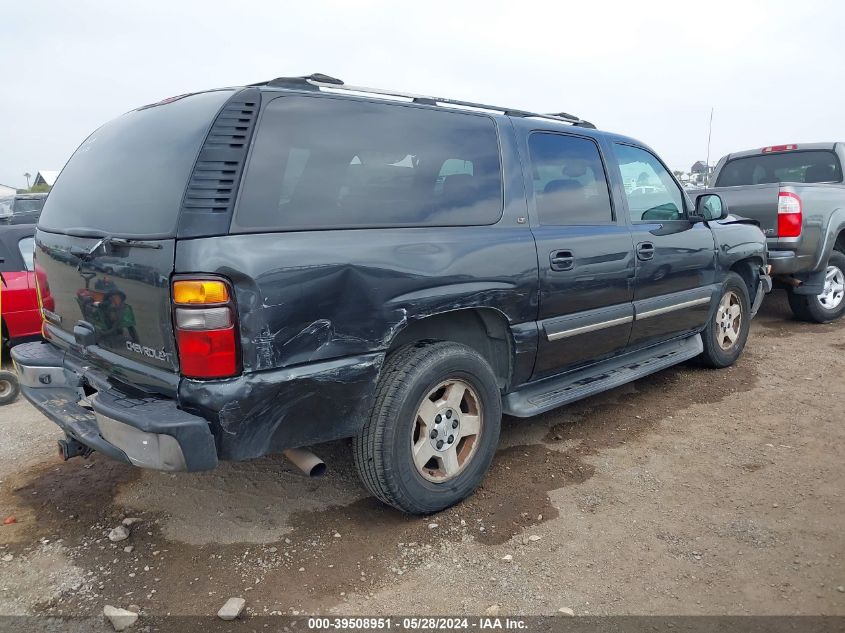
(12, 198), (45, 214)
(39, 90), (233, 237)
(715, 150), (842, 187)
(232, 96), (503, 231)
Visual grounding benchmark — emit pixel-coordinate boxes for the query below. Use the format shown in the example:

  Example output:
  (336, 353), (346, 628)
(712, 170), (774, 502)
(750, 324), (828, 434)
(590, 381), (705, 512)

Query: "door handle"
(636, 242), (655, 261)
(550, 249), (575, 271)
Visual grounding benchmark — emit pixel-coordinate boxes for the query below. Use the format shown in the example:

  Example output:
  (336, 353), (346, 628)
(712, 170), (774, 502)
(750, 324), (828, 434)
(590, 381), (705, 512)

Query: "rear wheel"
(698, 272), (751, 368)
(353, 341), (501, 514)
(0, 370), (20, 406)
(787, 250), (845, 323)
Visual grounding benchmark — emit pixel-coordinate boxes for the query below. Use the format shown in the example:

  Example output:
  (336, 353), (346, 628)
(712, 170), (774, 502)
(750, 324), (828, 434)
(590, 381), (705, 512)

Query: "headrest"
(442, 174), (475, 201)
(804, 164), (836, 183)
(562, 161), (588, 178)
(544, 179), (581, 194)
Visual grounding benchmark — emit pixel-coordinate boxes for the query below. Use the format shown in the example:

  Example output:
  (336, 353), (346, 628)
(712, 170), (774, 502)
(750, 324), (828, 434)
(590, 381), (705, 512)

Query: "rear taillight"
(34, 262), (54, 313)
(172, 278), (240, 379)
(777, 191), (803, 238)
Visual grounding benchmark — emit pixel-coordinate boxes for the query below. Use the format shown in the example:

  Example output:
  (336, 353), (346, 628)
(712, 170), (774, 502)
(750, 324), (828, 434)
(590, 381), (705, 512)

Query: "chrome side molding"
(546, 315), (633, 341)
(636, 296), (711, 321)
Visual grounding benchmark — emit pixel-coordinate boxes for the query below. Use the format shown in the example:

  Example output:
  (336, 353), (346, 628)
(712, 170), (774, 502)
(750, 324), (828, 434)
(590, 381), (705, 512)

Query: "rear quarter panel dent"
(175, 229), (539, 373)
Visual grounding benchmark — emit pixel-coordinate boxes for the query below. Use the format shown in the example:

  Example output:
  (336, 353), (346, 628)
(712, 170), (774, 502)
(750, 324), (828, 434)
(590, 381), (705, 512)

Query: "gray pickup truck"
(705, 143), (845, 322)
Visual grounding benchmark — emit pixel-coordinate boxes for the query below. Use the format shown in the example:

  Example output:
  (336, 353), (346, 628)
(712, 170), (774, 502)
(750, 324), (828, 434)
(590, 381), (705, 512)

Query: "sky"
(1, 0), (843, 189)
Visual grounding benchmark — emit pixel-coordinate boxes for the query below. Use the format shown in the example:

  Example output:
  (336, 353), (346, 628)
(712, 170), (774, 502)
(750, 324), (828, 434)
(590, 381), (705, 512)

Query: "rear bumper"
(11, 341), (217, 471)
(768, 250), (813, 275)
(751, 269), (773, 318)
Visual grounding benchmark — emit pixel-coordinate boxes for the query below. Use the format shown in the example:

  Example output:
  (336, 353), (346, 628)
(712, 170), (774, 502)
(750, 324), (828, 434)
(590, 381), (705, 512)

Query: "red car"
(1, 225), (41, 348)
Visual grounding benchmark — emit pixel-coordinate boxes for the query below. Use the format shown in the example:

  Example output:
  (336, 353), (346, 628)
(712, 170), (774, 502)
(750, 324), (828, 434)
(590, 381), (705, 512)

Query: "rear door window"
(232, 96), (503, 231)
(715, 150), (843, 186)
(527, 133), (614, 225)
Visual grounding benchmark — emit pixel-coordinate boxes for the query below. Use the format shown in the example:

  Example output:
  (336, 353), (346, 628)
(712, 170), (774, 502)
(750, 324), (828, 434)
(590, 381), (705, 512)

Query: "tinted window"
(528, 133), (613, 225)
(18, 237), (34, 271)
(12, 198), (45, 214)
(616, 144), (685, 221)
(39, 90), (233, 237)
(435, 159), (474, 194)
(233, 96), (502, 231)
(715, 150), (843, 187)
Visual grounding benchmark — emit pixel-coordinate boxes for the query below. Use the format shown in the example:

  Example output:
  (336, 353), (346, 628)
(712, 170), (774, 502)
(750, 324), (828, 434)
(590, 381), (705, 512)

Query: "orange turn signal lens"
(172, 280), (229, 305)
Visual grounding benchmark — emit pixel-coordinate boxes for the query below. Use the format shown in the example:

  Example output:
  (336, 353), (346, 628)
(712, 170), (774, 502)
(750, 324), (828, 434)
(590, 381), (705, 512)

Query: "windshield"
(38, 90), (233, 237)
(715, 150), (842, 187)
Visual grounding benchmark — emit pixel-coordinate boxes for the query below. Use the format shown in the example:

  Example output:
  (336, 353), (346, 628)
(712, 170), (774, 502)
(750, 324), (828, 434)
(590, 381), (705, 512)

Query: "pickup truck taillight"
(777, 191), (803, 238)
(34, 262), (55, 313)
(172, 278), (240, 379)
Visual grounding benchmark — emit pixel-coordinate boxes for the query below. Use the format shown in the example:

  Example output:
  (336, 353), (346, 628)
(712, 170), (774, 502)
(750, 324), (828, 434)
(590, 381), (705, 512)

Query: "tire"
(787, 250), (845, 324)
(353, 341), (502, 514)
(0, 370), (20, 406)
(698, 272), (752, 369)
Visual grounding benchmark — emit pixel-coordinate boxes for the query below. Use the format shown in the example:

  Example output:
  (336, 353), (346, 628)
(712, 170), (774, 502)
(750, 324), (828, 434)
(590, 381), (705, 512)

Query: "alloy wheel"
(818, 265), (845, 310)
(411, 379), (483, 483)
(715, 290), (743, 350)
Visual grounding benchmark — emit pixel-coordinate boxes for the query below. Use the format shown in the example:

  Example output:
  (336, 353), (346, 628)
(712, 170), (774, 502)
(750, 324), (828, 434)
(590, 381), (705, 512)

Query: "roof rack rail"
(547, 113), (596, 129)
(253, 74), (597, 129)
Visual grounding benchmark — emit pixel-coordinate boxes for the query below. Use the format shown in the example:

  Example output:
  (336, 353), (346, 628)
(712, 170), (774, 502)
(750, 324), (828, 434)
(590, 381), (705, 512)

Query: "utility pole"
(705, 108), (714, 185)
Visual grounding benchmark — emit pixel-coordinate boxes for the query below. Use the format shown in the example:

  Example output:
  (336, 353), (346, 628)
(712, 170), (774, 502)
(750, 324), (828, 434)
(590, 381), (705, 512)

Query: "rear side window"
(715, 150), (843, 187)
(527, 133), (613, 225)
(232, 96), (503, 231)
(39, 90), (234, 237)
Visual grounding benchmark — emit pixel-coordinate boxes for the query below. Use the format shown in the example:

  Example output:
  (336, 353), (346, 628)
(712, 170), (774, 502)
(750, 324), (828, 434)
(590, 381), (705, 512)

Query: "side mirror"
(691, 193), (728, 222)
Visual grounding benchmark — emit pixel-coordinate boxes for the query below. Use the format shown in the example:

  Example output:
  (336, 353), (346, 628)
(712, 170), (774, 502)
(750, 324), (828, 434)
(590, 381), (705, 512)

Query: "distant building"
(33, 170), (59, 188)
(690, 161), (709, 175)
(0, 183), (16, 197)
(689, 161), (714, 186)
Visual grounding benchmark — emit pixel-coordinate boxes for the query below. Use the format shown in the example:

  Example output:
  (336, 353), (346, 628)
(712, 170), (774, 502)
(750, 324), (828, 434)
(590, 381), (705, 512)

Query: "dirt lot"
(1, 291), (843, 625)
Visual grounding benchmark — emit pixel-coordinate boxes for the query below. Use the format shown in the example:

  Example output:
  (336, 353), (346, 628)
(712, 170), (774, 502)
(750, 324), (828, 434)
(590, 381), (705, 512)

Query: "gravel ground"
(0, 290), (843, 625)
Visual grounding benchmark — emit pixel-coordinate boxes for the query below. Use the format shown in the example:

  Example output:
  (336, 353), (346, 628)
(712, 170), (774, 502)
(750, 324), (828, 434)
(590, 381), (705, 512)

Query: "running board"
(503, 334), (703, 418)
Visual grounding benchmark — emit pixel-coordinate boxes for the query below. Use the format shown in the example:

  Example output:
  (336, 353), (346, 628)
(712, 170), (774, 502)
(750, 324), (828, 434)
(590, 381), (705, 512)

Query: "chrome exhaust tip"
(283, 448), (326, 478)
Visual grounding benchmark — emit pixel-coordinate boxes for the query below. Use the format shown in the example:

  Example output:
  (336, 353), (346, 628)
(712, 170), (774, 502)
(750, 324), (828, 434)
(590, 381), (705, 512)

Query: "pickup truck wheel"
(698, 272), (751, 369)
(0, 370), (20, 406)
(787, 251), (845, 323)
(353, 341), (502, 515)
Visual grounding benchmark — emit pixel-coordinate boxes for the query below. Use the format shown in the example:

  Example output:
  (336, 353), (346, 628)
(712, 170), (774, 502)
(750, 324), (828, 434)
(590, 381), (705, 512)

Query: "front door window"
(616, 145), (685, 222)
